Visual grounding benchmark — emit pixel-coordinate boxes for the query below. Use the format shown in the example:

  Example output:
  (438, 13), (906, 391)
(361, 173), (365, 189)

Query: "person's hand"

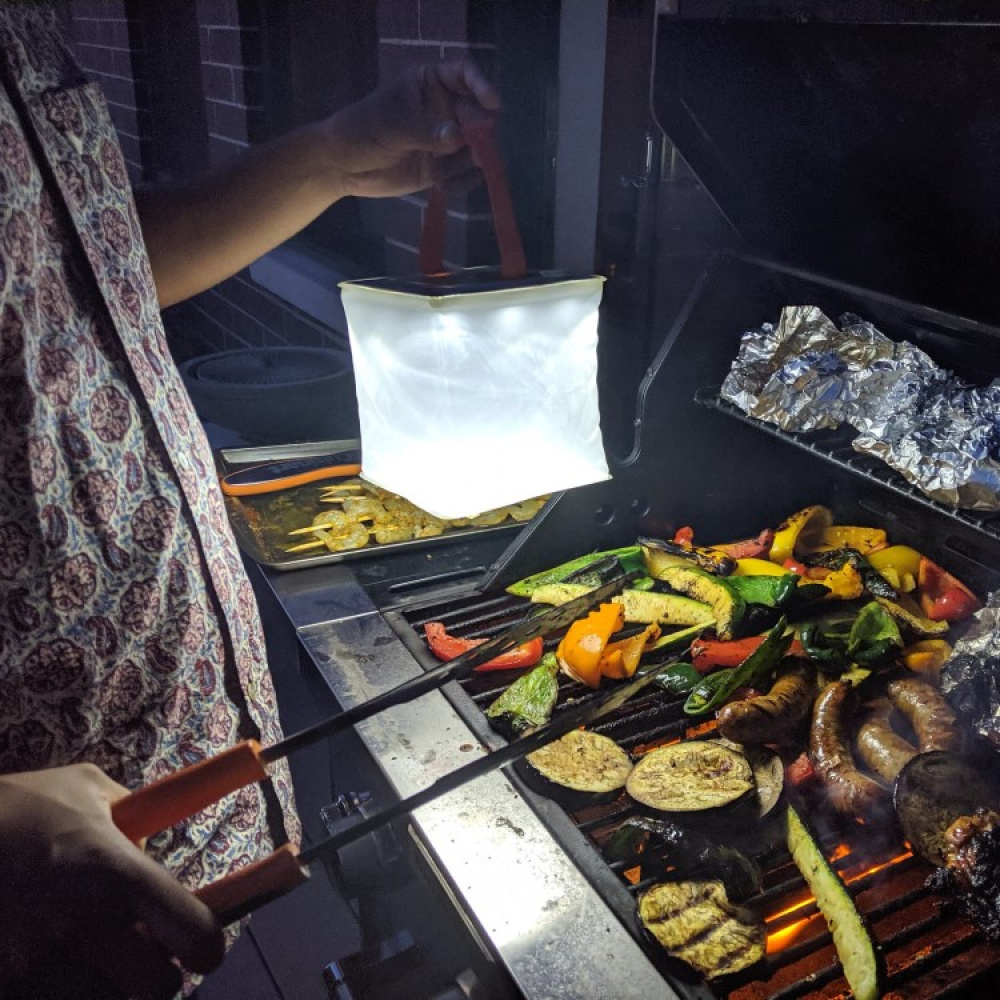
(321, 59), (501, 200)
(0, 763), (224, 1000)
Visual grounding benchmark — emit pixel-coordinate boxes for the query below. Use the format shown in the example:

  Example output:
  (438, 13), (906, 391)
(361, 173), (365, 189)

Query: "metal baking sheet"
(216, 440), (536, 572)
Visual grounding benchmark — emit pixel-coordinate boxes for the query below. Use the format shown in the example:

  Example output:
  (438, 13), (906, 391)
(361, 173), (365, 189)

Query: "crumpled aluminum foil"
(941, 589), (1000, 749)
(720, 305), (1000, 510)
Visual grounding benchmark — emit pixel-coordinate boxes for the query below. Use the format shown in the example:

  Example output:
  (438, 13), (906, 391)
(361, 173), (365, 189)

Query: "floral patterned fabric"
(0, 0), (299, 936)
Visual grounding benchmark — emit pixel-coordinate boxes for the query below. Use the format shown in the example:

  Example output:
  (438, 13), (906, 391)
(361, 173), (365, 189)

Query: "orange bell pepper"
(599, 623), (661, 680)
(902, 638), (953, 683)
(556, 602), (625, 688)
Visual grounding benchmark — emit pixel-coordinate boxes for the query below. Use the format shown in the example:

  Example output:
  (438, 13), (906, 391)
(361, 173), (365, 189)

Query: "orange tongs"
(112, 572), (640, 924)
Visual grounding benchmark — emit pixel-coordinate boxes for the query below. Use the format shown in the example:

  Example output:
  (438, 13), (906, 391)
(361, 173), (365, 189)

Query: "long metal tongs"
(111, 572), (639, 908)
(200, 648), (679, 924)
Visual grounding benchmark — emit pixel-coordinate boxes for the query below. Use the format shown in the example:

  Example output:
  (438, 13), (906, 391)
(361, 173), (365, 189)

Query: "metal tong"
(112, 571), (656, 922)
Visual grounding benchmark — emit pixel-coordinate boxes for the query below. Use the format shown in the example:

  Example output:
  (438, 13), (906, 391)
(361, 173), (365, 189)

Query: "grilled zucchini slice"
(786, 805), (884, 1000)
(653, 565), (745, 640)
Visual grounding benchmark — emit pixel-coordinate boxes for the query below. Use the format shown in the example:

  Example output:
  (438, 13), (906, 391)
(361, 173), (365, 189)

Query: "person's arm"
(0, 763), (224, 1000)
(137, 60), (500, 309)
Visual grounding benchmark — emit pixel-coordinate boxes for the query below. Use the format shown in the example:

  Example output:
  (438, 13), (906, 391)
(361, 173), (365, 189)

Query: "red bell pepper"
(692, 634), (805, 673)
(917, 557), (981, 623)
(692, 635), (765, 672)
(673, 525), (695, 545)
(714, 528), (775, 560)
(423, 622), (544, 671)
(785, 751), (818, 788)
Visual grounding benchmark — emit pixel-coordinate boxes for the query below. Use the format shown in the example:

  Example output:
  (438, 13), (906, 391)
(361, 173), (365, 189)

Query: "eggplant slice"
(710, 739), (784, 819)
(638, 879), (765, 979)
(627, 741), (755, 814)
(520, 729), (633, 808)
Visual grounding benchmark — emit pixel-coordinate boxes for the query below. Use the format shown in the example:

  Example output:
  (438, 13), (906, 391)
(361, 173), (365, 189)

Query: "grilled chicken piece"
(926, 808), (1000, 940)
(638, 880), (765, 979)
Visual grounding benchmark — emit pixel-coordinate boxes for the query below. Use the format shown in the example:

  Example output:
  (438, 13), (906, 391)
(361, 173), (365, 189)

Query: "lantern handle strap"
(419, 118), (527, 281)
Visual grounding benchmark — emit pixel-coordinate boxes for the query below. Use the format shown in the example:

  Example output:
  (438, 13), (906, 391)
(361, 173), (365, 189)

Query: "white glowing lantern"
(340, 274), (609, 520)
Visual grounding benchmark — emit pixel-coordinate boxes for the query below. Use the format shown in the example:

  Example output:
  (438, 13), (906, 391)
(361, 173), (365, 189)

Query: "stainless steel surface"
(220, 438), (361, 464)
(263, 566), (678, 1000)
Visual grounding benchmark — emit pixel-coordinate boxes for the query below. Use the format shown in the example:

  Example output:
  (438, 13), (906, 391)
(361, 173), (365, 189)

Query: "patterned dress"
(0, 0), (300, 953)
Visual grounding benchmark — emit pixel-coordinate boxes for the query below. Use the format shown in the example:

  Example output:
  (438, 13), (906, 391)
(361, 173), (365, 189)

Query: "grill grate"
(401, 590), (1000, 999)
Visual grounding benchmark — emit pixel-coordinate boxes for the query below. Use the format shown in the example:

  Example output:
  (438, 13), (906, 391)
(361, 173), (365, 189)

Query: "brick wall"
(64, 0), (503, 364)
(66, 0), (146, 179)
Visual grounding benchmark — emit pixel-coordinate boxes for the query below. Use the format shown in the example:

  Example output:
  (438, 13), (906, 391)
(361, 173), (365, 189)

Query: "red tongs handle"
(419, 118), (527, 280)
(112, 741), (309, 922)
(112, 740), (269, 843)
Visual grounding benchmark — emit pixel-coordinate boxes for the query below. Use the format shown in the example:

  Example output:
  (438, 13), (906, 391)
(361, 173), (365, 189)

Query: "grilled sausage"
(855, 707), (918, 784)
(810, 681), (888, 816)
(886, 676), (962, 753)
(716, 660), (816, 744)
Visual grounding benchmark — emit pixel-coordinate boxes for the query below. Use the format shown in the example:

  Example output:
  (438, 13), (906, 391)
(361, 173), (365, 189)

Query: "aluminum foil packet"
(941, 588), (1000, 749)
(720, 305), (1000, 510)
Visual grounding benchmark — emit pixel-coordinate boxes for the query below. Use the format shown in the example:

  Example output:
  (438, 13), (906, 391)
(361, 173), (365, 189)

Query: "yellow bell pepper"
(734, 557), (789, 576)
(769, 505), (833, 564)
(556, 602), (625, 688)
(599, 623), (661, 680)
(867, 544), (922, 593)
(820, 562), (865, 600)
(816, 525), (888, 555)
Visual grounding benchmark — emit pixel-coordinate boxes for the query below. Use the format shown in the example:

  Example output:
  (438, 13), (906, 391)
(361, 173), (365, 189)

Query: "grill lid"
(651, 4), (1000, 325)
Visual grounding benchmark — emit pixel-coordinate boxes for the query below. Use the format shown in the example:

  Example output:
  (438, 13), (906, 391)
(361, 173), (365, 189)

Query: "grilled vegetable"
(901, 638), (952, 683)
(917, 556), (981, 622)
(713, 528), (774, 560)
(520, 729), (633, 808)
(646, 660), (702, 696)
(786, 804), (884, 1000)
(874, 594), (950, 638)
(644, 622), (710, 658)
(612, 588), (715, 627)
(638, 880), (765, 979)
(867, 544), (922, 592)
(805, 547), (898, 600)
(626, 741), (755, 814)
(798, 602), (902, 673)
(817, 524), (888, 555)
(606, 816), (762, 901)
(653, 565), (745, 640)
(641, 536), (737, 577)
(711, 739), (785, 818)
(555, 601), (625, 688)
(599, 622), (661, 679)
(485, 654), (559, 739)
(506, 546), (644, 597)
(769, 505), (833, 564)
(715, 659), (816, 745)
(725, 571), (799, 608)
(734, 557), (789, 577)
(423, 622), (544, 672)
(684, 617), (791, 716)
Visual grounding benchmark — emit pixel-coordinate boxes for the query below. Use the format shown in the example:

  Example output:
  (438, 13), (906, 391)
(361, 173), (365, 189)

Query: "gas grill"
(255, 3), (1000, 997)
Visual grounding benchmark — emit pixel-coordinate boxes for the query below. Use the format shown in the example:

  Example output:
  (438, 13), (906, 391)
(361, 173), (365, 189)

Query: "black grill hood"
(649, 1), (1000, 327)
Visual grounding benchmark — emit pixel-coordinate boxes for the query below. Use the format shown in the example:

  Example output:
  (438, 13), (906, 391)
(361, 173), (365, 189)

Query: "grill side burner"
(396, 587), (1000, 999)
